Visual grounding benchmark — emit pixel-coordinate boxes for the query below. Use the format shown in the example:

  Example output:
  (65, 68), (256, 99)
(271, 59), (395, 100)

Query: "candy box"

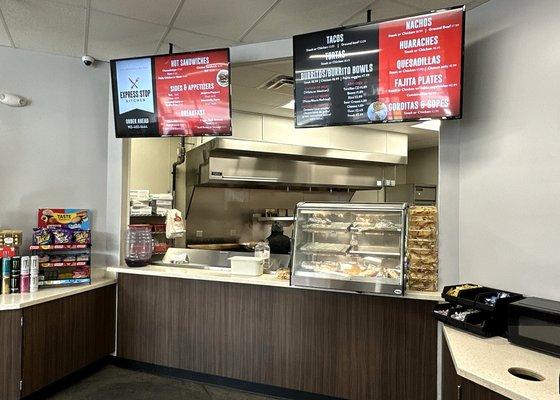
(38, 209), (90, 230)
(33, 228), (52, 245)
(52, 229), (73, 245)
(72, 230), (91, 244)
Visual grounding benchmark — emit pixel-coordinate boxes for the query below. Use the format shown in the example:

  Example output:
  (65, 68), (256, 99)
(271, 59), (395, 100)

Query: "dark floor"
(42, 365), (281, 400)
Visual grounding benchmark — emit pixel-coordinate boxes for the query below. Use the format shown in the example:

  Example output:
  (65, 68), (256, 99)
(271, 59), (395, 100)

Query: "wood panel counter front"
(117, 274), (438, 400)
(0, 280), (116, 399)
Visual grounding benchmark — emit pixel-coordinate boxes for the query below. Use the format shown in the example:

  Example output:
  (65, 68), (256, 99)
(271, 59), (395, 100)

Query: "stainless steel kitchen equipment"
(153, 248), (291, 271)
(291, 202), (407, 296)
(385, 183), (437, 205)
(182, 138), (407, 245)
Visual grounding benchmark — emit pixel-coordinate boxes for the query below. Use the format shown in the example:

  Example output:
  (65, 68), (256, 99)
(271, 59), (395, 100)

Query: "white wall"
(440, 0), (560, 300)
(0, 47), (110, 266)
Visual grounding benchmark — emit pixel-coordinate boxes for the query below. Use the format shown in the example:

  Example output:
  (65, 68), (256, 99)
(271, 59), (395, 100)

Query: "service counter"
(110, 264), (439, 399)
(443, 326), (560, 400)
(0, 275), (117, 399)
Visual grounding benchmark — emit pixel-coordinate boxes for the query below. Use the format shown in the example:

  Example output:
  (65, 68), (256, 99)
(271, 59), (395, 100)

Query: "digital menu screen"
(293, 7), (464, 128)
(110, 48), (231, 138)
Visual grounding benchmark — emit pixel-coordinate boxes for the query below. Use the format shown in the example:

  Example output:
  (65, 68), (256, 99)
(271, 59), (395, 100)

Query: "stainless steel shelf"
(350, 227), (402, 234)
(301, 224), (351, 232)
(256, 217), (295, 222)
(348, 248), (401, 257)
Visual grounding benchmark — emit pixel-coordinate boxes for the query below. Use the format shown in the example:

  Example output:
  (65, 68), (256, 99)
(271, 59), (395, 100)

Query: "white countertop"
(107, 264), (441, 301)
(0, 276), (117, 311)
(444, 325), (560, 400)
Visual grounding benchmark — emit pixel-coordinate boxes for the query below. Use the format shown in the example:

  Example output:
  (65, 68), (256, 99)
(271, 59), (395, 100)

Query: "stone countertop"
(0, 275), (117, 311)
(108, 264), (441, 301)
(444, 325), (560, 400)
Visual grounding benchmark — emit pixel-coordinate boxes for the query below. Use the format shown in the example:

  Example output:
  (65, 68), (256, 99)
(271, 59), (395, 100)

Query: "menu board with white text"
(111, 48), (231, 138)
(294, 7), (464, 128)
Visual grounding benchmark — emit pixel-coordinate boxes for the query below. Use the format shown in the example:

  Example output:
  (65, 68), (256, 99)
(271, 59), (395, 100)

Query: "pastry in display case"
(406, 205), (438, 291)
(291, 203), (407, 296)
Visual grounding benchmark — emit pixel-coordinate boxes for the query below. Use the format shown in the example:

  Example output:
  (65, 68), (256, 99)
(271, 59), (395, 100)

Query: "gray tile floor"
(44, 365), (281, 400)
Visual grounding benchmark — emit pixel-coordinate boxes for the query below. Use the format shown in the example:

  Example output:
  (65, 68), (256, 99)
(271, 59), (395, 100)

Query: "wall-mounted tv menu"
(293, 7), (464, 128)
(110, 48), (231, 138)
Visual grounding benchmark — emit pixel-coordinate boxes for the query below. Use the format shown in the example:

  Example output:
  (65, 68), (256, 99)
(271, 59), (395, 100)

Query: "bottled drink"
(254, 241), (270, 272)
(20, 256), (30, 293)
(30, 256), (39, 293)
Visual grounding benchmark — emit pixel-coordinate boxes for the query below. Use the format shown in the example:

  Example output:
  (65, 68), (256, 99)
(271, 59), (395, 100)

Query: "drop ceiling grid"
(0, 0), (85, 57)
(87, 9), (168, 61)
(0, 0), (485, 61)
(0, 4), (13, 47)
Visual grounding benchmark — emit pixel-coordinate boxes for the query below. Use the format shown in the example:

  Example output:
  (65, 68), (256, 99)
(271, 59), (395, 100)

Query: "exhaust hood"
(185, 138), (406, 191)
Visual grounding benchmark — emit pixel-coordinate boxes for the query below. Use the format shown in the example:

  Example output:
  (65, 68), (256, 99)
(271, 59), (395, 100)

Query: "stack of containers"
(130, 190), (152, 216)
(0, 230), (23, 248)
(406, 205), (438, 291)
(151, 193), (173, 216)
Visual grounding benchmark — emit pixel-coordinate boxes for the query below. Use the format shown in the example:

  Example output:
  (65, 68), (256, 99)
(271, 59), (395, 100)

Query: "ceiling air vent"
(259, 75), (294, 95)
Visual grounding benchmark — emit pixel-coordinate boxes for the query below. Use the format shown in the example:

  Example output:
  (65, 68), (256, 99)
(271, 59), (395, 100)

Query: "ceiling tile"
(91, 0), (179, 25)
(231, 65), (278, 88)
(164, 28), (235, 53)
(342, 0), (417, 26)
(48, 0), (86, 7)
(396, 0), (467, 11)
(89, 10), (167, 61)
(174, 0), (277, 41)
(231, 85), (291, 108)
(1, 0), (85, 57)
(0, 18), (11, 47)
(257, 59), (293, 76)
(243, 0), (372, 43)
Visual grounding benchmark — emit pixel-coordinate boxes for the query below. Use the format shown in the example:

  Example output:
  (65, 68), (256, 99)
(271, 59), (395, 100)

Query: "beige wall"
(406, 147), (438, 185)
(129, 139), (175, 193)
(198, 111), (408, 155)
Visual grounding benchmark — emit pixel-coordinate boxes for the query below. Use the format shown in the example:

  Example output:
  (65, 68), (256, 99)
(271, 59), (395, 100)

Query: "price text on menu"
(293, 7), (464, 128)
(111, 48), (232, 138)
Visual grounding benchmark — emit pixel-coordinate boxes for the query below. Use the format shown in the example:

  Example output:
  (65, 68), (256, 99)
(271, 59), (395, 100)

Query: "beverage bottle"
(254, 241), (270, 272)
(30, 256), (39, 293)
(20, 256), (30, 293)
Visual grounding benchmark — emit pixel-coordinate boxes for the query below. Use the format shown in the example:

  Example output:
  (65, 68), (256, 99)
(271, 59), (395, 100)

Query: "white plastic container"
(229, 256), (264, 276)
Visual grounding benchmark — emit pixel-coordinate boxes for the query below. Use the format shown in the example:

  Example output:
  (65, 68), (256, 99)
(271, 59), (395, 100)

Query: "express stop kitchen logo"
(115, 57), (155, 114)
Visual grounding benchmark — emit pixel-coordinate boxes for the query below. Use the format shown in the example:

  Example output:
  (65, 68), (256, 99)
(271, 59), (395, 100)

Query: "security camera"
(0, 93), (27, 107)
(81, 55), (95, 67)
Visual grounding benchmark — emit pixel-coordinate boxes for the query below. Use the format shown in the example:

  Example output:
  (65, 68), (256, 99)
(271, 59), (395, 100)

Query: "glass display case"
(291, 202), (407, 296)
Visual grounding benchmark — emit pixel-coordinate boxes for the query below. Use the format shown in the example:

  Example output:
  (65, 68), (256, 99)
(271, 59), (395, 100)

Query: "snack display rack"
(291, 202), (407, 296)
(29, 244), (91, 287)
(406, 205), (438, 291)
(31, 209), (92, 288)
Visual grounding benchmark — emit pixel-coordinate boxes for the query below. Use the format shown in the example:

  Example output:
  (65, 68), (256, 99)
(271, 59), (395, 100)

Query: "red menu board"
(154, 50), (231, 136)
(111, 48), (231, 138)
(293, 7), (464, 128)
(377, 8), (463, 120)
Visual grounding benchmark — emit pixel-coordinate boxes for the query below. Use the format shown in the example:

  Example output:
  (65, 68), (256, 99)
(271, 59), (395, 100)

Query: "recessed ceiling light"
(281, 100), (295, 109)
(411, 119), (441, 131)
